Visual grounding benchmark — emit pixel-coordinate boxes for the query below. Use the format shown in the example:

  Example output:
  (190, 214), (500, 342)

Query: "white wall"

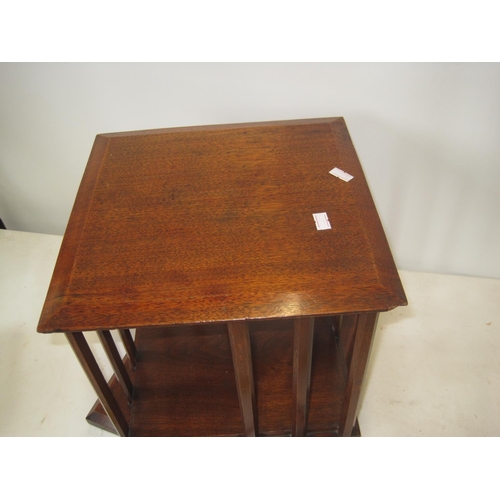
(1, 63), (499, 278)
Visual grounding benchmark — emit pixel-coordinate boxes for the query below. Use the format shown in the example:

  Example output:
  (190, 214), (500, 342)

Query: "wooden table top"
(38, 118), (406, 333)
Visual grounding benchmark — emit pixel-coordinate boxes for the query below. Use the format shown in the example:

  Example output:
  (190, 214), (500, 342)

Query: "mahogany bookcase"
(38, 118), (406, 437)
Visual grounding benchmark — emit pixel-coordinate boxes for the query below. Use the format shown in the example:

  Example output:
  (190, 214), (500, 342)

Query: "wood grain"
(38, 118), (407, 437)
(38, 118), (406, 333)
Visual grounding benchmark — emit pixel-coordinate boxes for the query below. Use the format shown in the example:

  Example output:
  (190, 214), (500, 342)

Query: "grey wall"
(1, 63), (499, 278)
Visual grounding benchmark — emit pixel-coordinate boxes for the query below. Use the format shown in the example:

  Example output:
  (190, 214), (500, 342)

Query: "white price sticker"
(313, 212), (331, 230)
(329, 167), (353, 182)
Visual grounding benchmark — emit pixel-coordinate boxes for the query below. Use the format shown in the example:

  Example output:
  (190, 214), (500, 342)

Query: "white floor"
(1, 229), (500, 437)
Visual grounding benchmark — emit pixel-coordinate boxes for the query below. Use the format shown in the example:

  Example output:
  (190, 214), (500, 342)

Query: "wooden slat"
(86, 352), (134, 436)
(227, 321), (257, 436)
(331, 315), (342, 337)
(336, 314), (358, 381)
(65, 331), (129, 436)
(97, 330), (134, 403)
(292, 317), (315, 436)
(118, 329), (137, 368)
(339, 313), (379, 437)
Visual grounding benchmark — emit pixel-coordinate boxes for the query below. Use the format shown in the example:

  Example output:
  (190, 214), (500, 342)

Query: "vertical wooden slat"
(227, 321), (257, 437)
(65, 331), (129, 437)
(97, 330), (134, 404)
(336, 314), (358, 382)
(339, 312), (379, 437)
(118, 328), (138, 368)
(331, 315), (342, 337)
(292, 317), (315, 437)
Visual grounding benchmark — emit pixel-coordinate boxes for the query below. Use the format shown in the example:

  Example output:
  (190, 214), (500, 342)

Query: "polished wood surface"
(38, 118), (406, 437)
(38, 118), (406, 333)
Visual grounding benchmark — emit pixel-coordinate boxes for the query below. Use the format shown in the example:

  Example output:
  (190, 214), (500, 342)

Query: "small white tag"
(329, 167), (353, 182)
(313, 212), (331, 230)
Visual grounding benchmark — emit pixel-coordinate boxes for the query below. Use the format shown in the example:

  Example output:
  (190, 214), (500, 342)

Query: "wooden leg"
(292, 317), (315, 437)
(227, 321), (257, 437)
(65, 331), (129, 437)
(339, 313), (379, 437)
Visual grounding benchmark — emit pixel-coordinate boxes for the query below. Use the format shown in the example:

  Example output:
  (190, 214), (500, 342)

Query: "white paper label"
(329, 167), (353, 182)
(313, 212), (331, 230)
